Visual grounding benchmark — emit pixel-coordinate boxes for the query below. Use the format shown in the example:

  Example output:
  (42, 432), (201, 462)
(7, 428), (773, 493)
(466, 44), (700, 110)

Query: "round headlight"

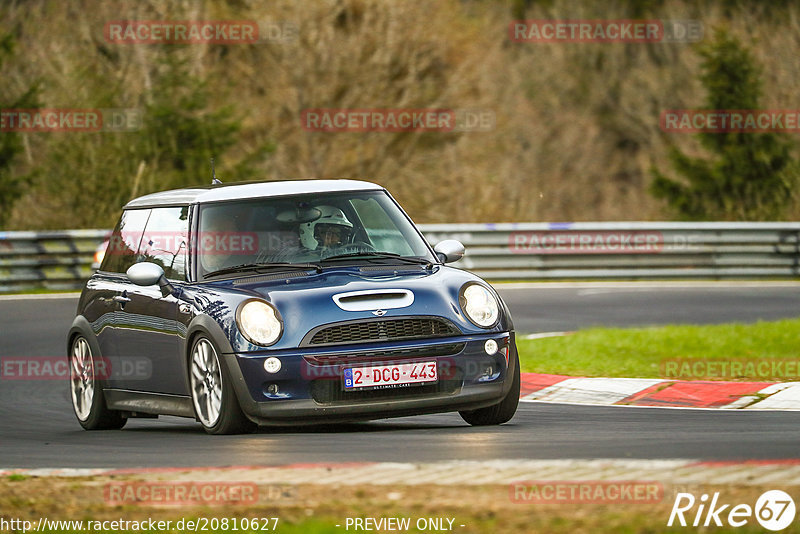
(237, 300), (283, 346)
(460, 283), (499, 327)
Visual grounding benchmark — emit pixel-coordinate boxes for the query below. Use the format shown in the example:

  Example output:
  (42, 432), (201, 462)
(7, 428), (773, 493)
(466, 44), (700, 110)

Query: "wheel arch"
(184, 314), (256, 418)
(67, 315), (102, 364)
(185, 314), (236, 363)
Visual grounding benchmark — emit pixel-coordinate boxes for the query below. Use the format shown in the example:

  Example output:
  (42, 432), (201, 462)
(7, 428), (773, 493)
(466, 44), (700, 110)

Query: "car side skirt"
(103, 389), (195, 418)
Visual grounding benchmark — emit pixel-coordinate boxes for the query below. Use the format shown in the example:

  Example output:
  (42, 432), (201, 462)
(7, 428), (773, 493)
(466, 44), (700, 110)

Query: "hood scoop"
(333, 289), (414, 312)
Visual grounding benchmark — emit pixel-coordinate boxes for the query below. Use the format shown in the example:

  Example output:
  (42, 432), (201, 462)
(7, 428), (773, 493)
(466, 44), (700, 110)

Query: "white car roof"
(124, 179), (385, 209)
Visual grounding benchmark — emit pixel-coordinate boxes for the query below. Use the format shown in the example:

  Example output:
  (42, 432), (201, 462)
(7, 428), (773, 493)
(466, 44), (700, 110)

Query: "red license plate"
(343, 361), (438, 390)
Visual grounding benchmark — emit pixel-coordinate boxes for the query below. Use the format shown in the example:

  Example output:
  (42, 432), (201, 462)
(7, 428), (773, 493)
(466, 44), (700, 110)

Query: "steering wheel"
(330, 242), (376, 255)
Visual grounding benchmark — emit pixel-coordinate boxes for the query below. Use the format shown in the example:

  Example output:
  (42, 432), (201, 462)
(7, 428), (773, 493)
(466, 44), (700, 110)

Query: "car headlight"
(459, 283), (499, 327)
(236, 300), (283, 346)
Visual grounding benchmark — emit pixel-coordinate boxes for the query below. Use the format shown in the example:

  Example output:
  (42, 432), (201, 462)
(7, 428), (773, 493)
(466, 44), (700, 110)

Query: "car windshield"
(196, 190), (435, 278)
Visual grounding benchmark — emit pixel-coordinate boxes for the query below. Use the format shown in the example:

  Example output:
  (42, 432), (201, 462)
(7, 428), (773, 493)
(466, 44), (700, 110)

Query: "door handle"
(113, 295), (132, 304)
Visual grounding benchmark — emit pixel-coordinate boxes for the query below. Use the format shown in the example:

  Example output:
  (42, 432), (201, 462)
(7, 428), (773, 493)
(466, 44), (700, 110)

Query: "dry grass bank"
(2, 0), (799, 229)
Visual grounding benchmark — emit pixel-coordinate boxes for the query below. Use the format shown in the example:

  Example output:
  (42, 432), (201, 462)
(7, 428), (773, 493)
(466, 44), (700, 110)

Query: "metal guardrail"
(1, 223), (799, 291)
(0, 229), (110, 292)
(421, 222), (800, 280)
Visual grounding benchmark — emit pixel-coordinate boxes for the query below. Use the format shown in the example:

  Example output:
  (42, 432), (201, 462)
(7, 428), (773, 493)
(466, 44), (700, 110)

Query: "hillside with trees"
(2, 0), (798, 229)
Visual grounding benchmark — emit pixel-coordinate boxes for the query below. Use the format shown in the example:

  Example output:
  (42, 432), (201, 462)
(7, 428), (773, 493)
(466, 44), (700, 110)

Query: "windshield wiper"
(203, 262), (322, 279)
(320, 252), (433, 268)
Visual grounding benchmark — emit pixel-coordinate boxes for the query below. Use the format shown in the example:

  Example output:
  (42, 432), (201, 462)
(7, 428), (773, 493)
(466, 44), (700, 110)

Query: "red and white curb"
(520, 373), (800, 410)
(3, 460), (800, 486)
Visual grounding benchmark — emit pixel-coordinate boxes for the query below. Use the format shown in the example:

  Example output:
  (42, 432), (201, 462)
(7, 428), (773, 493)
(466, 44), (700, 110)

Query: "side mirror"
(126, 262), (174, 295)
(434, 240), (465, 264)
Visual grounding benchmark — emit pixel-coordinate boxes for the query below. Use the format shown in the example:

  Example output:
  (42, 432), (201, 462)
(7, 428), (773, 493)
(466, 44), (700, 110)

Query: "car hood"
(195, 264), (511, 353)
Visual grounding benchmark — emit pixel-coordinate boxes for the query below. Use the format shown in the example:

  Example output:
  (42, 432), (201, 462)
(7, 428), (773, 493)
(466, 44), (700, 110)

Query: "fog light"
(484, 339), (498, 355)
(264, 357), (281, 373)
(267, 384), (279, 395)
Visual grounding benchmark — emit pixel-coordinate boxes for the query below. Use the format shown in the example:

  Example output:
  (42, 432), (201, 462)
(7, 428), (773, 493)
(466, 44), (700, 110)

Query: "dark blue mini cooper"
(68, 180), (519, 434)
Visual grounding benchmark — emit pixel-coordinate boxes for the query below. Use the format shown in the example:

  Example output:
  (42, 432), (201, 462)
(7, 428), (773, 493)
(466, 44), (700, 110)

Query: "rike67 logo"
(668, 490), (796, 531)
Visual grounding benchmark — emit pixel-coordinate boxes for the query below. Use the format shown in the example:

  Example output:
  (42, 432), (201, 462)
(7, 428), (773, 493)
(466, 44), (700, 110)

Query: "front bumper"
(223, 332), (517, 425)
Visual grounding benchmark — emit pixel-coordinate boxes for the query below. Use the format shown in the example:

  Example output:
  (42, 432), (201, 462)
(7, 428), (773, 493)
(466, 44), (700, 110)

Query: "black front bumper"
(223, 333), (518, 425)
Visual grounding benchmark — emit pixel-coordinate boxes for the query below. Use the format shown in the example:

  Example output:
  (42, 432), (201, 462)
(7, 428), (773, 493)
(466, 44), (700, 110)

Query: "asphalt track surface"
(1, 284), (799, 468)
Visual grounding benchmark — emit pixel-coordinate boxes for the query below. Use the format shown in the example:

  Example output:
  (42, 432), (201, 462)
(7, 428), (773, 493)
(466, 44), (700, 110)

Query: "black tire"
(189, 336), (256, 435)
(69, 335), (127, 430)
(459, 351), (520, 426)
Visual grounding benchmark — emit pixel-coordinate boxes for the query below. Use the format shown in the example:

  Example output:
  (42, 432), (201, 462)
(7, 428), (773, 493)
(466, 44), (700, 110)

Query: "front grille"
(310, 366), (464, 404)
(304, 317), (460, 346)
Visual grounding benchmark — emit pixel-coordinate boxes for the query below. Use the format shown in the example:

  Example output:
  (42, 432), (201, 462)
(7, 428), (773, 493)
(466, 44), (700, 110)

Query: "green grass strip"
(517, 319), (800, 381)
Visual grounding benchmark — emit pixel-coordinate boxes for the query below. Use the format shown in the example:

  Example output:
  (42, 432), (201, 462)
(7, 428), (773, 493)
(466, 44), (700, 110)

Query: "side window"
(101, 209), (151, 274)
(139, 206), (189, 281)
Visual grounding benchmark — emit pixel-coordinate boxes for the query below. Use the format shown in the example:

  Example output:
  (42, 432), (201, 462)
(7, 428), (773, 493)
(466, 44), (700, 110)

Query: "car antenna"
(211, 157), (222, 185)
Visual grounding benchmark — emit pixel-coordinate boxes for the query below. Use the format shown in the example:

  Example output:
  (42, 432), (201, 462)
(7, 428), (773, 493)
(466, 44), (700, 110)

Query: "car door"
(92, 208), (151, 390)
(113, 206), (190, 395)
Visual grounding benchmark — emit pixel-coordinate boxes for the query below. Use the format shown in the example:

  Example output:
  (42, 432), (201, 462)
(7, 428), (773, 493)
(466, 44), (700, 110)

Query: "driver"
(299, 206), (354, 251)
